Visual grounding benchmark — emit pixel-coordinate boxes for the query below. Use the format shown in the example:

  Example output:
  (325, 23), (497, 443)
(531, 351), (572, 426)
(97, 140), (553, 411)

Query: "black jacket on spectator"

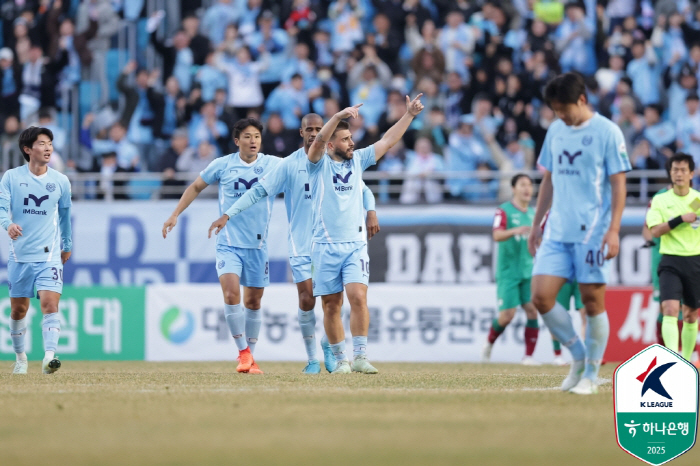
(261, 129), (301, 157)
(147, 87), (186, 139)
(116, 72), (141, 129)
(150, 32), (177, 85)
(189, 34), (211, 66)
(30, 50), (69, 109)
(0, 63), (22, 118)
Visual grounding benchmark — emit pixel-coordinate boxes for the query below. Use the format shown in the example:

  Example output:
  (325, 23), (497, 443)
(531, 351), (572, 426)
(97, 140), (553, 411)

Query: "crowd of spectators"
(0, 0), (698, 202)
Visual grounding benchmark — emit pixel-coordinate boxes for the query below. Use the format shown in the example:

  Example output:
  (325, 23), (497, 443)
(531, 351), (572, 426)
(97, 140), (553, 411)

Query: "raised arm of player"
(527, 171), (553, 257)
(208, 184), (270, 238)
(307, 104), (363, 164)
(162, 176), (209, 238)
(602, 172), (627, 259)
(373, 94), (424, 162)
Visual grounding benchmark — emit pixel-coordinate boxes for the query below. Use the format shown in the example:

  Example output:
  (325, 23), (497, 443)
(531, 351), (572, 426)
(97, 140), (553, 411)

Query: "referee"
(646, 153), (700, 361)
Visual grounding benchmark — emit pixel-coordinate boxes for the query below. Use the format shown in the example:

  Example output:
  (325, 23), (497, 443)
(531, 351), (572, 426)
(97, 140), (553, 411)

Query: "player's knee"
(243, 295), (261, 309)
(222, 289), (240, 305)
(531, 292), (553, 312)
(500, 310), (516, 325)
(661, 301), (680, 316)
(41, 302), (59, 314)
(10, 306), (29, 320)
(298, 292), (315, 311)
(346, 289), (367, 308)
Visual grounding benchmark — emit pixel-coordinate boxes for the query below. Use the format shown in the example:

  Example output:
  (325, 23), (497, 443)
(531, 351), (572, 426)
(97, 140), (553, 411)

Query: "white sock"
(45, 350), (55, 360)
(16, 352), (27, 362)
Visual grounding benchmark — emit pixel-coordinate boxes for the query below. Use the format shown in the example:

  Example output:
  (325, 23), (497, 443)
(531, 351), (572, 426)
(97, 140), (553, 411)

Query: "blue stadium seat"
(106, 49), (123, 102)
(79, 81), (99, 115)
(126, 178), (163, 200)
(136, 19), (148, 68)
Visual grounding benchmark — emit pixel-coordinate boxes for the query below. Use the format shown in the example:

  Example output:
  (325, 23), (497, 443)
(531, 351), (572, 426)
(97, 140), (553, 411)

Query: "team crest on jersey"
(582, 135), (593, 146)
(45, 183), (56, 192)
(217, 260), (225, 269)
(254, 166), (263, 174)
(344, 160), (351, 168)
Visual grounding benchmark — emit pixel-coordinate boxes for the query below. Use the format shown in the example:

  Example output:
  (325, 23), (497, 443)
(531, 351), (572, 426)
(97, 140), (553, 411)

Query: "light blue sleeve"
(605, 124), (632, 176)
(362, 184), (375, 211)
(259, 159), (288, 196)
(58, 176), (72, 208)
(58, 207), (72, 252)
(224, 184), (268, 218)
(537, 127), (554, 171)
(307, 155), (324, 175)
(0, 172), (11, 230)
(199, 157), (224, 185)
(358, 145), (377, 171)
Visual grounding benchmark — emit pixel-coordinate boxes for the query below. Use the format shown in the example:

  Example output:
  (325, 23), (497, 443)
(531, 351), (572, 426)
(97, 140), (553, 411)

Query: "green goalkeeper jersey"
(493, 201), (535, 282)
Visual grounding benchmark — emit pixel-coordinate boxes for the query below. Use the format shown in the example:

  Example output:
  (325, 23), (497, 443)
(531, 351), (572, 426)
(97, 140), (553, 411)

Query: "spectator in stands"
(0, 115), (22, 172)
(20, 44), (68, 121)
(371, 13), (402, 73)
(108, 123), (141, 171)
(149, 14), (194, 94)
(261, 113), (299, 157)
(196, 52), (228, 102)
(642, 104), (676, 159)
(213, 88), (238, 140)
(438, 10), (474, 80)
(377, 138), (405, 203)
(216, 24), (243, 61)
(348, 46), (391, 127)
(188, 100), (229, 154)
(626, 39), (661, 106)
(76, 0), (121, 105)
(377, 89), (405, 135)
(329, 0), (365, 53)
(218, 45), (269, 115)
(9, 17), (31, 65)
(282, 42), (317, 86)
(595, 52), (626, 96)
(554, 1), (595, 75)
(266, 74), (313, 129)
(201, 0), (240, 46)
(414, 77), (443, 121)
(312, 29), (333, 67)
(98, 151), (132, 200)
(176, 139), (218, 173)
(246, 10), (290, 94)
(600, 77), (642, 122)
(181, 15), (211, 66)
(238, 0), (264, 38)
(116, 62), (155, 170)
(158, 128), (188, 200)
(471, 93), (502, 142)
(447, 114), (489, 199)
(400, 137), (444, 204)
(148, 76), (186, 162)
(667, 64), (698, 123)
(37, 107), (67, 156)
(411, 46), (446, 85)
(348, 113), (377, 149)
(405, 17), (438, 56)
(0, 47), (21, 122)
(615, 96), (645, 154)
(676, 93), (700, 169)
(418, 107), (450, 155)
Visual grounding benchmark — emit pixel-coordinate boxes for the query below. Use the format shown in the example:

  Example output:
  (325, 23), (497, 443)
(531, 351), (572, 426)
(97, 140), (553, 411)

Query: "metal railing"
(62, 169), (670, 204)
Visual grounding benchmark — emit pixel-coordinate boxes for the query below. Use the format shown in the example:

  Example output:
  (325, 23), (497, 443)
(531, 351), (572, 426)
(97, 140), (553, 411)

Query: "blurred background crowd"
(0, 0), (695, 203)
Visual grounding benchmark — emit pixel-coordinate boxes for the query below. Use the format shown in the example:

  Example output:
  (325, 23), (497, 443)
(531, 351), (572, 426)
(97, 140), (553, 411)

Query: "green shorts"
(497, 278), (531, 311)
(557, 281), (583, 310)
(651, 248), (661, 302)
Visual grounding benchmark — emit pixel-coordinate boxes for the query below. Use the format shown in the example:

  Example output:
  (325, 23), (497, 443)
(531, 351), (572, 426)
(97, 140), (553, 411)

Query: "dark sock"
(524, 319), (539, 357)
(656, 320), (664, 345)
(488, 319), (506, 344)
(552, 339), (562, 356)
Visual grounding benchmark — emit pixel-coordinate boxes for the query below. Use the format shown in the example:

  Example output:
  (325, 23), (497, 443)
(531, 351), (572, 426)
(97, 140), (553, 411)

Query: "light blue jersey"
(200, 152), (281, 249)
(0, 165), (72, 263)
(538, 113), (631, 244)
(307, 146), (376, 244)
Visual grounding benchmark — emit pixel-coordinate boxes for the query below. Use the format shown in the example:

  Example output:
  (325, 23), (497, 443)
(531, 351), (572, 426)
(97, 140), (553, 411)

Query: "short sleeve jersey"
(493, 201), (535, 281)
(0, 165), (72, 263)
(538, 113), (631, 243)
(259, 147), (313, 257)
(307, 145), (376, 243)
(200, 152), (281, 249)
(646, 187), (670, 263)
(646, 188), (700, 256)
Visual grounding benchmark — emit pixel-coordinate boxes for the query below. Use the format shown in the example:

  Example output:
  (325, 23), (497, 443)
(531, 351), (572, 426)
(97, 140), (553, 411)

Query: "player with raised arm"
(208, 113), (380, 374)
(0, 127), (72, 374)
(163, 118), (280, 374)
(483, 174), (542, 365)
(302, 95), (424, 373)
(527, 73), (631, 395)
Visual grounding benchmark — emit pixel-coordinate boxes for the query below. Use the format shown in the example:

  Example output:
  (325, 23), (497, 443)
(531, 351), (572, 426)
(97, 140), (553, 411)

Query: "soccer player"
(483, 174), (541, 365)
(208, 113), (380, 374)
(528, 73), (631, 395)
(304, 95), (423, 373)
(646, 153), (700, 362)
(0, 127), (72, 374)
(163, 118), (280, 374)
(551, 281), (585, 366)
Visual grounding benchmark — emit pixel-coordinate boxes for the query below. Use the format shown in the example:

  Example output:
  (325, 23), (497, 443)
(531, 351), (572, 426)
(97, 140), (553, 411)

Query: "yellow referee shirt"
(646, 188), (700, 256)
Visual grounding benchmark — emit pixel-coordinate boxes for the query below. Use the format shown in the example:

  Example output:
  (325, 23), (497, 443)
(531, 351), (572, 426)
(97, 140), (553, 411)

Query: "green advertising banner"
(0, 287), (145, 361)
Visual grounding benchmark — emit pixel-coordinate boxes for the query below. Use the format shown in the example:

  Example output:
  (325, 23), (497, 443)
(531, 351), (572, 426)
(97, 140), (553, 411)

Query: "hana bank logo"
(160, 306), (195, 344)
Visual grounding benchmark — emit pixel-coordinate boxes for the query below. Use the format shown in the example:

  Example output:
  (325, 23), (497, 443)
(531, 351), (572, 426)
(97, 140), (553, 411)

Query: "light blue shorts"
(532, 238), (610, 284)
(290, 255), (312, 284)
(215, 245), (269, 288)
(8, 261), (64, 298)
(311, 241), (369, 297)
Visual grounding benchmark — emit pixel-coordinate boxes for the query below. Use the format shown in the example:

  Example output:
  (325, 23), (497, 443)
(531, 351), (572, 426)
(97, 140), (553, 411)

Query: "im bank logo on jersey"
(614, 344), (698, 465)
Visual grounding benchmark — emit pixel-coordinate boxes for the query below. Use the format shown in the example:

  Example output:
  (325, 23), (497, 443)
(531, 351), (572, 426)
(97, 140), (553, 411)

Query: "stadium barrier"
(2, 284), (682, 363)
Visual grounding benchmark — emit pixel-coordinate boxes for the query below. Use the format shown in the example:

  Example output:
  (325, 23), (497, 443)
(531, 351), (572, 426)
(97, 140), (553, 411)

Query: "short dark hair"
(687, 93), (700, 102)
(233, 117), (263, 139)
(666, 153), (695, 177)
(511, 173), (532, 187)
(18, 126), (53, 161)
(544, 72), (587, 106)
(644, 103), (663, 115)
(332, 120), (350, 138)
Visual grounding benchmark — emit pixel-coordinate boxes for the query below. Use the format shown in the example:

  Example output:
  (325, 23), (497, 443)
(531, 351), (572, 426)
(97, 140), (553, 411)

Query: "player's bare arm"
(493, 225), (530, 242)
(61, 251), (71, 264)
(308, 104), (362, 163)
(528, 171), (553, 256)
(366, 211), (380, 240)
(602, 172), (627, 259)
(162, 176), (209, 238)
(373, 94), (424, 161)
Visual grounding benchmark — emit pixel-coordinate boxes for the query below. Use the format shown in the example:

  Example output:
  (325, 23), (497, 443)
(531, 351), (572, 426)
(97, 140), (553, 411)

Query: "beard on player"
(333, 145), (354, 160)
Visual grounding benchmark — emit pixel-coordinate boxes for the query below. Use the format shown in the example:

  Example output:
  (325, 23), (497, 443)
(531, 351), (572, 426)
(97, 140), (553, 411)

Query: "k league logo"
(614, 344), (698, 466)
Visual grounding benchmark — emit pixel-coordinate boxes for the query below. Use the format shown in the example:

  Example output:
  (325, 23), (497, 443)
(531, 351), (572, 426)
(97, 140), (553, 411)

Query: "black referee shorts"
(658, 254), (700, 309)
